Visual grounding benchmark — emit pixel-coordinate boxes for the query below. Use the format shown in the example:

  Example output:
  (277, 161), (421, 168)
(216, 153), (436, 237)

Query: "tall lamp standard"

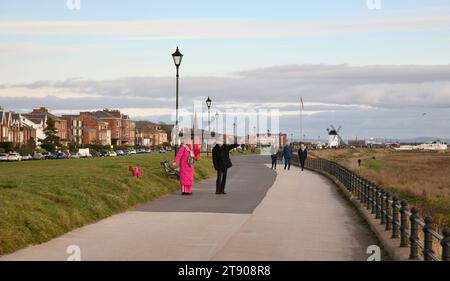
(233, 122), (237, 144)
(172, 47), (183, 156)
(215, 112), (219, 137)
(206, 97), (212, 156)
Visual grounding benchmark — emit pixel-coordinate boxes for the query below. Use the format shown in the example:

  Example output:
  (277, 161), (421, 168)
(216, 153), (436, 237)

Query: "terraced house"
(135, 121), (168, 147)
(0, 106), (37, 149)
(24, 107), (68, 146)
(87, 109), (136, 146)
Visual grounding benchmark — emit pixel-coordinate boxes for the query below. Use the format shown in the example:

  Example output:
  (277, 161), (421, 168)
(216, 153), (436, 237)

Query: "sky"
(0, 0), (450, 140)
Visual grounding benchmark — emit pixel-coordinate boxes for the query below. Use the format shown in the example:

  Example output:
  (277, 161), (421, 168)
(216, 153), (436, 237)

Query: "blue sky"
(1, 0), (450, 140)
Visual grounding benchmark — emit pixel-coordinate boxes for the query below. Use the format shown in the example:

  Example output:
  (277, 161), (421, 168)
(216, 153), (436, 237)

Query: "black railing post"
(422, 216), (434, 261)
(375, 187), (381, 219)
(357, 176), (362, 201)
(365, 181), (371, 210)
(385, 192), (392, 231)
(392, 196), (399, 239)
(362, 179), (367, 205)
(380, 189), (386, 224)
(409, 207), (420, 260)
(400, 200), (409, 247)
(442, 228), (450, 261)
(365, 180), (371, 210)
(371, 184), (376, 214)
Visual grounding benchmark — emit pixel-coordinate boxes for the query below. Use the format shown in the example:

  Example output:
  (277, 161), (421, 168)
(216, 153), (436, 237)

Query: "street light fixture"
(172, 47), (183, 156)
(206, 97), (212, 157)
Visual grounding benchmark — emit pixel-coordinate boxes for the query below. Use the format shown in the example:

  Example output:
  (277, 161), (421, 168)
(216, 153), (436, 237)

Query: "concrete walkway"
(0, 155), (380, 261)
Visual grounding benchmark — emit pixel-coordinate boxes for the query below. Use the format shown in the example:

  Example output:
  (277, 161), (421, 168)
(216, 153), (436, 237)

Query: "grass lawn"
(310, 149), (450, 229)
(0, 153), (215, 255)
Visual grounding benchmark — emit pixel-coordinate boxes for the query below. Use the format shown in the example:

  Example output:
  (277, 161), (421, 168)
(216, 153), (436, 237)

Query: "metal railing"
(292, 156), (450, 261)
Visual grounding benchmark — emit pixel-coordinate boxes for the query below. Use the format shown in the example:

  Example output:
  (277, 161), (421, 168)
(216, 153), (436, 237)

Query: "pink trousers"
(182, 185), (192, 194)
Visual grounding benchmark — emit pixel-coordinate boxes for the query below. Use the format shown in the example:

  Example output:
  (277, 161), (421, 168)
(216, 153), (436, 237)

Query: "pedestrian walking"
(298, 143), (308, 171)
(270, 144), (278, 169)
(283, 142), (293, 170)
(212, 140), (239, 194)
(173, 141), (196, 195)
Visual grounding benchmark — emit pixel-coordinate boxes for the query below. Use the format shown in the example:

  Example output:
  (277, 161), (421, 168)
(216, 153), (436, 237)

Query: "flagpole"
(300, 97), (303, 142)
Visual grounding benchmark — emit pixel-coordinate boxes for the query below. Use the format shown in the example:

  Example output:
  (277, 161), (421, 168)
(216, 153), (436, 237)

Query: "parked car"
(7, 152), (22, 161)
(98, 150), (109, 157)
(78, 148), (92, 158)
(0, 153), (8, 162)
(128, 149), (137, 155)
(21, 154), (33, 161)
(55, 152), (68, 159)
(115, 150), (125, 156)
(159, 149), (166, 153)
(32, 152), (45, 160)
(70, 152), (80, 159)
(41, 152), (56, 160)
(108, 151), (117, 157)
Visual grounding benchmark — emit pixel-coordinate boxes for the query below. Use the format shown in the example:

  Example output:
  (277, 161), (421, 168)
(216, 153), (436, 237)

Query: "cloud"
(0, 14), (449, 39)
(5, 64), (450, 109)
(1, 64), (449, 138)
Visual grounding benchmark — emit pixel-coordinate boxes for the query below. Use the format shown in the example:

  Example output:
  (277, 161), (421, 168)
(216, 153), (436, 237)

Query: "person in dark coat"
(283, 142), (293, 170)
(212, 140), (239, 194)
(298, 143), (308, 171)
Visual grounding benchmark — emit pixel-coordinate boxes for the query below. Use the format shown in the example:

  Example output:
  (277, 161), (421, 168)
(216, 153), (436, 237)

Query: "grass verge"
(0, 154), (215, 255)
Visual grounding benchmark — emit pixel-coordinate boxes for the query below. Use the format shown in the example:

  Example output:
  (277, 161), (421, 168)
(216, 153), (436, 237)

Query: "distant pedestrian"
(270, 144), (278, 169)
(212, 140), (239, 194)
(358, 159), (362, 168)
(283, 142), (293, 170)
(173, 141), (196, 195)
(298, 143), (308, 171)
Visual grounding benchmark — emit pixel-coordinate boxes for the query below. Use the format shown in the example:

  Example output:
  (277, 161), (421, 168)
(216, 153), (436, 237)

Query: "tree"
(40, 118), (61, 153)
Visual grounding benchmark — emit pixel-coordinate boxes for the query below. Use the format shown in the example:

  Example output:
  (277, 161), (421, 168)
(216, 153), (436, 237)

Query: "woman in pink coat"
(173, 141), (196, 195)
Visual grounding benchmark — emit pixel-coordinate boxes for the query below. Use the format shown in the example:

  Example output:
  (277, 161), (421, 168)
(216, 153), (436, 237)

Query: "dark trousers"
(271, 155), (277, 169)
(216, 169), (228, 194)
(300, 158), (306, 171)
(284, 157), (291, 170)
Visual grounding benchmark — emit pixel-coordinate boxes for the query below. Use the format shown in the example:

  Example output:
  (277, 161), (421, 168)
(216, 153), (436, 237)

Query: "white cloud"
(0, 14), (449, 39)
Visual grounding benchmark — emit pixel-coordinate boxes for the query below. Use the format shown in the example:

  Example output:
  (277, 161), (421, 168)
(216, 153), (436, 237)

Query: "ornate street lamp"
(172, 47), (183, 156)
(206, 97), (212, 157)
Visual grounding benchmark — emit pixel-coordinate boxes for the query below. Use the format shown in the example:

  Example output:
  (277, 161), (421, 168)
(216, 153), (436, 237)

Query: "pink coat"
(174, 145), (194, 186)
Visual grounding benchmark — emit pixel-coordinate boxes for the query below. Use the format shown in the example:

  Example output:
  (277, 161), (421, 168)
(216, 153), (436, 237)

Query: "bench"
(161, 161), (180, 180)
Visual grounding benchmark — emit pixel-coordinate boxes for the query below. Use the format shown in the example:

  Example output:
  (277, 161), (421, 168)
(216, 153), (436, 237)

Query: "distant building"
(0, 107), (37, 148)
(348, 139), (367, 148)
(135, 121), (168, 146)
(86, 109), (135, 146)
(79, 112), (112, 146)
(62, 115), (83, 146)
(24, 107), (68, 146)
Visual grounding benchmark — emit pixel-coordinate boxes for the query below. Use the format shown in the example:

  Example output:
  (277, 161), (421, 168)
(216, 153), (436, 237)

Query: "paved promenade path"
(0, 155), (381, 261)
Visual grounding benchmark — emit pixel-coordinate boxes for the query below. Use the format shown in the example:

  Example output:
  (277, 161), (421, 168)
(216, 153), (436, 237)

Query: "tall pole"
(175, 66), (179, 157)
(215, 112), (219, 140)
(233, 122), (237, 144)
(207, 107), (211, 157)
(201, 110), (204, 153)
(300, 103), (303, 143)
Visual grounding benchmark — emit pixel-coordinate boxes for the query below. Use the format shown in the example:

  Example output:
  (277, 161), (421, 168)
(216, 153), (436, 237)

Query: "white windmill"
(326, 125), (346, 148)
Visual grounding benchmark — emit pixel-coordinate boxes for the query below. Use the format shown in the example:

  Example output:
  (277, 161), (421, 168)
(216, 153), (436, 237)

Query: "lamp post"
(233, 122), (237, 144)
(206, 97), (212, 156)
(171, 47), (183, 156)
(215, 112), (219, 137)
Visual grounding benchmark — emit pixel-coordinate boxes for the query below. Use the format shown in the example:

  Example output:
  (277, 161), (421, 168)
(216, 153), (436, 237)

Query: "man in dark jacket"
(283, 142), (293, 170)
(212, 140), (239, 194)
(298, 143), (308, 171)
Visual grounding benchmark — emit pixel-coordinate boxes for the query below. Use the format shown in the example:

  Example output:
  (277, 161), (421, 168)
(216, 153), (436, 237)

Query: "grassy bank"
(310, 149), (450, 228)
(0, 154), (215, 255)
